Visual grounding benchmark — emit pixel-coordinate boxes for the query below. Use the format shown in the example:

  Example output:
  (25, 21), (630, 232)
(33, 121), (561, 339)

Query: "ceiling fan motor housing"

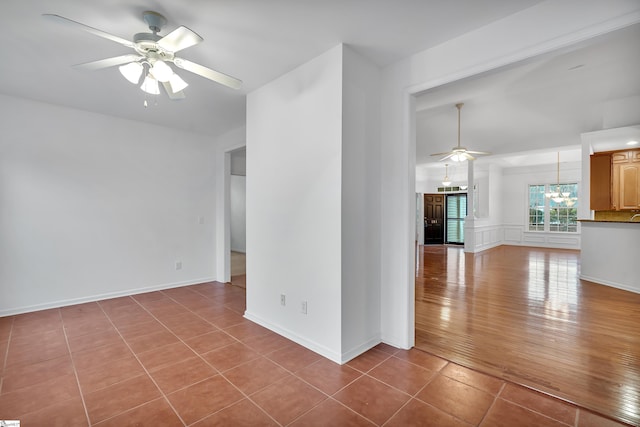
(142, 11), (167, 33)
(133, 32), (174, 61)
(134, 11), (172, 60)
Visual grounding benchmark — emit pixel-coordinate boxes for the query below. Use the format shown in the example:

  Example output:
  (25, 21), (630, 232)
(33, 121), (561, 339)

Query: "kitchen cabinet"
(612, 149), (640, 210)
(590, 152), (611, 210)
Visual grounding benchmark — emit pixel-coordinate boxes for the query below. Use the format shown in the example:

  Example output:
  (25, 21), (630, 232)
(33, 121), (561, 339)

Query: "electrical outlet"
(301, 301), (307, 314)
(175, 261), (182, 270)
(280, 294), (286, 306)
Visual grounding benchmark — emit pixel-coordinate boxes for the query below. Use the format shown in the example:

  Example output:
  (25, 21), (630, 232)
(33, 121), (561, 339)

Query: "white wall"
(230, 175), (246, 253)
(245, 44), (382, 363)
(341, 46), (382, 360)
(581, 222), (640, 293)
(245, 46), (344, 361)
(379, 0), (640, 349)
(0, 94), (216, 315)
(230, 148), (247, 176)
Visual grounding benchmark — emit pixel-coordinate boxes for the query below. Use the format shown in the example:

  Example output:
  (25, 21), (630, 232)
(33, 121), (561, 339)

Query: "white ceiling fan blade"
(431, 151), (453, 157)
(42, 14), (135, 49)
(439, 153), (455, 162)
(173, 57), (242, 90)
(466, 150), (491, 155)
(463, 152), (476, 161)
(158, 26), (203, 53)
(161, 82), (186, 100)
(72, 54), (142, 71)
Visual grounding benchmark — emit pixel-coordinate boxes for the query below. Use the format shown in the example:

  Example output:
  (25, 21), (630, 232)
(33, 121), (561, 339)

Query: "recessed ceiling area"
(415, 22), (640, 172)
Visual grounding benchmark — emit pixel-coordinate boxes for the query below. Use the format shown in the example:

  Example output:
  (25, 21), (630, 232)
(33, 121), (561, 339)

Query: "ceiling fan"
(430, 103), (490, 162)
(43, 11), (242, 102)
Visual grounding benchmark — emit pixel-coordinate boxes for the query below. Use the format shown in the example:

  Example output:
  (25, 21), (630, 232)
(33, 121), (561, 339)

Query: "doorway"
(229, 147), (246, 288)
(423, 194), (444, 244)
(423, 193), (467, 244)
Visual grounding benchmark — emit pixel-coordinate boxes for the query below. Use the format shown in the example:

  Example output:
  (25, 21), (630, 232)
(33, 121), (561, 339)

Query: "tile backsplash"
(594, 210), (640, 221)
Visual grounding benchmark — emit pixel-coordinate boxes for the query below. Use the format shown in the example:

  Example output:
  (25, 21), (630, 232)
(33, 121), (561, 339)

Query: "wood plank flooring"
(414, 244), (640, 426)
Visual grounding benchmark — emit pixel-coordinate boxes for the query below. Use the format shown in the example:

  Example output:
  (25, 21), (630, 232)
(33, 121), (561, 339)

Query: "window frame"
(527, 182), (579, 233)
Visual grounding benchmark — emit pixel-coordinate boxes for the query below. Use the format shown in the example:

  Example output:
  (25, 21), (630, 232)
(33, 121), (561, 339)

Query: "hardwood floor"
(414, 244), (640, 426)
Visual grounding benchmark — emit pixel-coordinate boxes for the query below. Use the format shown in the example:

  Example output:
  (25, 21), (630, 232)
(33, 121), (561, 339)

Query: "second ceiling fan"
(431, 103), (490, 162)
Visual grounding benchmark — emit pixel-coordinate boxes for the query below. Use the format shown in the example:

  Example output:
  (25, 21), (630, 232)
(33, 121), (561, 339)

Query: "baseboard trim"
(0, 276), (217, 317)
(244, 311), (345, 363)
(340, 337), (382, 364)
(579, 274), (640, 295)
(244, 311), (383, 364)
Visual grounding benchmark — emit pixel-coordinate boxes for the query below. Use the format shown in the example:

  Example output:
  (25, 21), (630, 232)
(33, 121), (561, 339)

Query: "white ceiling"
(415, 22), (640, 171)
(2, 1), (637, 169)
(0, 0), (544, 138)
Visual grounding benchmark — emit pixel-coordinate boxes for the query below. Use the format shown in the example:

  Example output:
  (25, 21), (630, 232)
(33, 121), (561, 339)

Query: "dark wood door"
(423, 194), (444, 244)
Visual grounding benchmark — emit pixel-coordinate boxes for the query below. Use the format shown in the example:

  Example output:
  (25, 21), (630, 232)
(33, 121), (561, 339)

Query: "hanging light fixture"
(119, 62), (144, 84)
(140, 73), (160, 95)
(168, 73), (189, 93)
(150, 60), (173, 82)
(545, 152), (573, 203)
(442, 163), (452, 186)
(119, 59), (188, 104)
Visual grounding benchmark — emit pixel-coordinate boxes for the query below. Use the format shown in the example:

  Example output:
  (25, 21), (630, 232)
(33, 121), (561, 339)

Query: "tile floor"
(0, 281), (630, 426)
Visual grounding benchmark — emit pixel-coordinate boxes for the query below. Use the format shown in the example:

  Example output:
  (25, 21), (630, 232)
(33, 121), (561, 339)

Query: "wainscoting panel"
(470, 224), (581, 252)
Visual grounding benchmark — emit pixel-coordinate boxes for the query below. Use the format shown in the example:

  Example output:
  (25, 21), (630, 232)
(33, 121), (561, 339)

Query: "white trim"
(0, 277), (217, 317)
(341, 337), (384, 364)
(580, 274), (640, 295)
(244, 310), (345, 363)
(473, 224), (504, 252)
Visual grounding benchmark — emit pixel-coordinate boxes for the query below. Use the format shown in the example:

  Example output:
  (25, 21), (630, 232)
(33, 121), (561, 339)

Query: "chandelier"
(442, 164), (452, 186)
(545, 152), (576, 206)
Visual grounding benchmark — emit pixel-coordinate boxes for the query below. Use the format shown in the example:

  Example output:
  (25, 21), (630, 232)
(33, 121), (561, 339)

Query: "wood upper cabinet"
(590, 152), (612, 210)
(612, 149), (640, 210)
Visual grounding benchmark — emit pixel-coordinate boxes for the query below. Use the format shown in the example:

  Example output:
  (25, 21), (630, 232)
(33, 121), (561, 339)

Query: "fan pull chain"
(143, 96), (159, 108)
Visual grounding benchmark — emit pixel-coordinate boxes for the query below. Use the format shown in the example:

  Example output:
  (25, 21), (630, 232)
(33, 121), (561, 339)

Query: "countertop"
(578, 219), (640, 223)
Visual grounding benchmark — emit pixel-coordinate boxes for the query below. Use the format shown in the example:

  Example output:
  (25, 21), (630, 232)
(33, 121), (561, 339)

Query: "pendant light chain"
(456, 103), (463, 149)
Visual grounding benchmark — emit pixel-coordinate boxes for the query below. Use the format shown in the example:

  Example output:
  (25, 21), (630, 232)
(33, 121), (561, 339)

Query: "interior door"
(423, 194), (444, 244)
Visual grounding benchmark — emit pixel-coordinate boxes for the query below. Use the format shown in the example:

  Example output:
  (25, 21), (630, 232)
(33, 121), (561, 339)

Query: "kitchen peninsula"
(579, 219), (640, 293)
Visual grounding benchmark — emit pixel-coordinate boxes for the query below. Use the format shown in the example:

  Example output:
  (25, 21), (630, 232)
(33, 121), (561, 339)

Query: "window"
(528, 185), (545, 231)
(446, 194), (467, 244)
(528, 183), (578, 232)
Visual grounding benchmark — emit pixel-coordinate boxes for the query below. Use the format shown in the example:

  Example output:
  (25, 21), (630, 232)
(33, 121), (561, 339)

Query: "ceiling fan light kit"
(140, 74), (160, 95)
(119, 61), (144, 84)
(430, 103), (490, 162)
(150, 60), (173, 82)
(43, 11), (242, 105)
(168, 73), (189, 93)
